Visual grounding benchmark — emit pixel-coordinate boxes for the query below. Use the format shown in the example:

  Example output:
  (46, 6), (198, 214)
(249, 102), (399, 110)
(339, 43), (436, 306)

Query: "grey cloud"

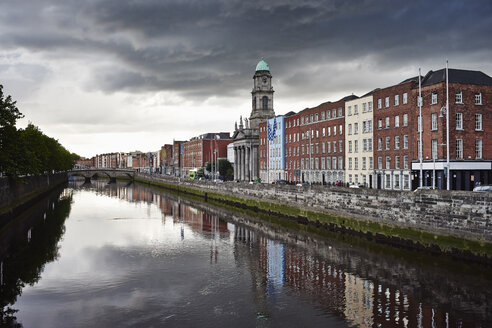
(1, 0), (492, 102)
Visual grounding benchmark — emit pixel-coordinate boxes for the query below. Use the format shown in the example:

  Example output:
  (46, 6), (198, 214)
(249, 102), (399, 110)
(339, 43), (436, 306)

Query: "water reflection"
(0, 187), (72, 327)
(2, 180), (491, 327)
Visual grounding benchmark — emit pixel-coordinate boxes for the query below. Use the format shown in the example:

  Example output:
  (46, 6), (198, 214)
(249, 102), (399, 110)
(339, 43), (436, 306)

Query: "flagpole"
(446, 60), (450, 190)
(419, 68), (423, 188)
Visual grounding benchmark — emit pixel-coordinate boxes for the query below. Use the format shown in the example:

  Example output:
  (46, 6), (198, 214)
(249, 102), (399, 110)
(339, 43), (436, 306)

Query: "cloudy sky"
(1, 0), (491, 157)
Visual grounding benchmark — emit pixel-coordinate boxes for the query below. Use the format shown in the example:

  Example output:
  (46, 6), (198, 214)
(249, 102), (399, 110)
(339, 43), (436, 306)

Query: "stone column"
(238, 147), (242, 181)
(242, 146), (246, 181)
(234, 147), (238, 180)
(245, 146), (250, 181)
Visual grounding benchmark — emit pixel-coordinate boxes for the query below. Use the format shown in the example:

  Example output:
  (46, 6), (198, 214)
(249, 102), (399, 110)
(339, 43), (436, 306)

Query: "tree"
(0, 85), (24, 176)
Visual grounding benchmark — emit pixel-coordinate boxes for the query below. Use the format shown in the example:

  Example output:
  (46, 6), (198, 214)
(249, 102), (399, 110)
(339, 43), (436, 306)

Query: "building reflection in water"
(72, 180), (488, 327)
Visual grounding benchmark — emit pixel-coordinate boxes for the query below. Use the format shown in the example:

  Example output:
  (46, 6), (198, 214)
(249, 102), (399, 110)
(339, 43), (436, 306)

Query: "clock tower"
(250, 59), (275, 130)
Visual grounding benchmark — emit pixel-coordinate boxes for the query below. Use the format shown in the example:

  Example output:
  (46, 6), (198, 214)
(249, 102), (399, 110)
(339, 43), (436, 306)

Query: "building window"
(322, 142), (326, 153)
(476, 139), (483, 159)
(315, 113), (318, 122)
(363, 139), (367, 152)
(262, 96), (269, 109)
(394, 115), (400, 128)
(456, 91), (463, 104)
(378, 157), (383, 169)
(394, 95), (399, 106)
(403, 155), (408, 169)
(385, 97), (389, 108)
(475, 114), (483, 130)
(475, 93), (482, 105)
(348, 124), (352, 135)
(339, 125), (342, 135)
(456, 113), (463, 130)
(395, 136), (400, 150)
(354, 104), (359, 115)
(368, 101), (373, 112)
(338, 157), (343, 170)
(327, 127), (331, 136)
(332, 109), (337, 118)
(362, 157), (367, 170)
(354, 158), (359, 170)
(431, 139), (438, 159)
(385, 117), (390, 129)
(394, 174), (400, 189)
(322, 127), (326, 137)
(378, 98), (382, 109)
(456, 139), (463, 159)
(348, 106), (352, 116)
(339, 140), (343, 153)
(403, 93), (408, 104)
(403, 135), (408, 149)
(403, 114), (408, 126)
(332, 157), (337, 170)
(431, 92), (438, 105)
(354, 123), (358, 134)
(385, 174), (391, 189)
(378, 119), (383, 130)
(349, 158), (353, 170)
(385, 156), (391, 169)
(333, 141), (337, 153)
(369, 157), (373, 169)
(348, 141), (352, 153)
(431, 113), (438, 131)
(368, 138), (373, 151)
(363, 103), (367, 113)
(338, 107), (343, 117)
(395, 156), (400, 169)
(354, 140), (358, 153)
(378, 138), (382, 151)
(385, 137), (390, 150)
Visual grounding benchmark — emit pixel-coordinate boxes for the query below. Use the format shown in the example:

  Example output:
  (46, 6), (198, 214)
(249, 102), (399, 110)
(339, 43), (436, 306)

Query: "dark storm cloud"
(1, 0), (492, 99)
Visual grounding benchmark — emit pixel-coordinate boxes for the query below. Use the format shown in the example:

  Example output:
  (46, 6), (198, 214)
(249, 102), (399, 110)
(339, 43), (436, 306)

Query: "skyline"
(1, 0), (492, 158)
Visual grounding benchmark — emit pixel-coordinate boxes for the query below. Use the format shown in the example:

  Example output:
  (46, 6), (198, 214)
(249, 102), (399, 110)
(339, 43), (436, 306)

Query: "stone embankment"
(0, 173), (68, 225)
(135, 173), (492, 262)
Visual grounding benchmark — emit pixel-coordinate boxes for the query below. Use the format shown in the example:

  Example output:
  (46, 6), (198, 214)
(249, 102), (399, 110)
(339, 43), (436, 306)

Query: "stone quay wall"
(136, 173), (491, 242)
(0, 173), (68, 217)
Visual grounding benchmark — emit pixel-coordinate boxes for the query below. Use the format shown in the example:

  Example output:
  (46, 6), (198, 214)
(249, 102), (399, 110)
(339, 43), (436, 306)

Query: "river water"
(0, 180), (491, 327)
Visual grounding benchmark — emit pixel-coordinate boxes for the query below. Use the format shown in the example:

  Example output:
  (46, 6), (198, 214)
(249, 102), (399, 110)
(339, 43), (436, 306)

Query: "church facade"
(232, 59), (276, 181)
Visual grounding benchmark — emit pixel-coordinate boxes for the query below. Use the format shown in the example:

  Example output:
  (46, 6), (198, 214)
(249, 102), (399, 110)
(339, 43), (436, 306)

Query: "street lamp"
(439, 63), (451, 188)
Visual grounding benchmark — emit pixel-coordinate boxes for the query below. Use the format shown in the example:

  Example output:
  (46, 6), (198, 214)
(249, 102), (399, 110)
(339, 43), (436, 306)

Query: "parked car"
(473, 185), (492, 192)
(296, 182), (311, 187)
(275, 180), (288, 185)
(349, 184), (360, 188)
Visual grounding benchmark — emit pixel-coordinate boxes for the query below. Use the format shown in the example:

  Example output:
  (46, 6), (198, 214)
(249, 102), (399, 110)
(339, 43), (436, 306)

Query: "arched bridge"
(68, 168), (135, 182)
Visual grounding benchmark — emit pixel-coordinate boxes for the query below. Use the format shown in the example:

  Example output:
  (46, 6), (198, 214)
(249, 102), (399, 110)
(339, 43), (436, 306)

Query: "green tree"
(0, 85), (24, 176)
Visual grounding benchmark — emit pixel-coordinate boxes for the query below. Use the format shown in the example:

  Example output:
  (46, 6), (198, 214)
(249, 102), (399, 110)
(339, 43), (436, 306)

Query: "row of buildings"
(254, 62), (491, 191)
(77, 133), (233, 177)
(78, 59), (491, 191)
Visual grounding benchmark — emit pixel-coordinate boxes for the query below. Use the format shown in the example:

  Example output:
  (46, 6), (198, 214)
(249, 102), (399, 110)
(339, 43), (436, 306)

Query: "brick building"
(412, 68), (492, 190)
(296, 96), (356, 184)
(283, 111), (301, 183)
(182, 133), (232, 177)
(160, 144), (173, 175)
(373, 78), (418, 191)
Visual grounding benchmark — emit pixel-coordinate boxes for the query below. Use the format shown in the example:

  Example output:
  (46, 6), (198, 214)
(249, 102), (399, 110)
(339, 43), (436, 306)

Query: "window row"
(428, 92), (482, 105)
(377, 93), (408, 109)
(348, 156), (374, 170)
(347, 102), (373, 116)
(377, 155), (410, 170)
(377, 114), (408, 129)
(377, 135), (409, 151)
(299, 108), (344, 126)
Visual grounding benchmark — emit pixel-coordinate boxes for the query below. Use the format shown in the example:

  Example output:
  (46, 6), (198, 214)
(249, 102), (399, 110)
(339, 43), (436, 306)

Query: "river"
(0, 180), (491, 327)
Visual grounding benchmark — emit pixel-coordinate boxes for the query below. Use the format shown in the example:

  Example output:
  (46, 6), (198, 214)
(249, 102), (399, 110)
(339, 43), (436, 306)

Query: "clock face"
(262, 77), (267, 84)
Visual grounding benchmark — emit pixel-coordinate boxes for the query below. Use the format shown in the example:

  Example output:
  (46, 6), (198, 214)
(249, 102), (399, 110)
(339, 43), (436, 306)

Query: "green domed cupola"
(255, 58), (270, 71)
